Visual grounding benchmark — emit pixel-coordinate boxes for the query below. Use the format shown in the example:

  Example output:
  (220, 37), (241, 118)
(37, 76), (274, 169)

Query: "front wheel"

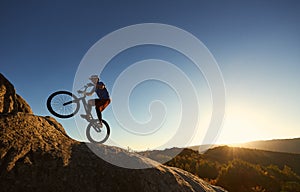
(86, 119), (110, 144)
(47, 91), (80, 118)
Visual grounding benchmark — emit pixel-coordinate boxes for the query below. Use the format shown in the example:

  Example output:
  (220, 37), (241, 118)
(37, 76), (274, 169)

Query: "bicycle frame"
(63, 85), (93, 118)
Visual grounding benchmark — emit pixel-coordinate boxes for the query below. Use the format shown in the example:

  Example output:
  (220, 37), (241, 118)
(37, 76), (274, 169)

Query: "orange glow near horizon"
(211, 101), (299, 145)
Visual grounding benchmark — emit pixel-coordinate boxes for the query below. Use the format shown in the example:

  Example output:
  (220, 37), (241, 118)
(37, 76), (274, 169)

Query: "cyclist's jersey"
(95, 82), (110, 99)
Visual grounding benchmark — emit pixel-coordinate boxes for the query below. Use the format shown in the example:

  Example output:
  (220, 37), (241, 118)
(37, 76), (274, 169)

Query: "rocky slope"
(0, 73), (226, 192)
(0, 74), (32, 114)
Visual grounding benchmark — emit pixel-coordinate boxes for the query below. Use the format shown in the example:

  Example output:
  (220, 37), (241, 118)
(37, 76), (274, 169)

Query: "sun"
(215, 103), (277, 145)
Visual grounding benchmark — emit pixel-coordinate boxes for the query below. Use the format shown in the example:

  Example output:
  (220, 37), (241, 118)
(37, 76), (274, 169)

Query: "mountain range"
(232, 138), (300, 154)
(188, 137), (300, 154)
(141, 146), (300, 192)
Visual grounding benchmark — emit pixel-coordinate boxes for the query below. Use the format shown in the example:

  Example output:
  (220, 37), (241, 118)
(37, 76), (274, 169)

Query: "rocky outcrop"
(0, 74), (226, 192)
(15, 94), (33, 114)
(0, 73), (32, 114)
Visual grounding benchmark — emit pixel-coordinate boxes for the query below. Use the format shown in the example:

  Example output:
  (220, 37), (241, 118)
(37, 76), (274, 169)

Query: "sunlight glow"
(216, 101), (299, 144)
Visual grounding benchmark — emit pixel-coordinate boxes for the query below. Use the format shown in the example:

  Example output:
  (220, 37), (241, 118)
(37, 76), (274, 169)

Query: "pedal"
(80, 114), (92, 120)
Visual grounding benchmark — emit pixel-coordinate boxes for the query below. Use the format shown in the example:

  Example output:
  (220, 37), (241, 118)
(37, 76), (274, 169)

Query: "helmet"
(89, 75), (99, 80)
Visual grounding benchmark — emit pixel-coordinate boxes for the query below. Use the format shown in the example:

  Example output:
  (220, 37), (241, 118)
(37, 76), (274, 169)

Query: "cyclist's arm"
(86, 86), (95, 96)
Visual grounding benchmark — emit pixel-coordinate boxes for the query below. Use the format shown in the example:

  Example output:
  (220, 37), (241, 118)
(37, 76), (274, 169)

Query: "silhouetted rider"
(80, 75), (110, 127)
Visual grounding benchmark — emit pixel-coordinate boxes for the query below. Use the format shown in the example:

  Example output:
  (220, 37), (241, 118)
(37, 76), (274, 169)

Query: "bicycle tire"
(47, 90), (80, 118)
(86, 119), (110, 144)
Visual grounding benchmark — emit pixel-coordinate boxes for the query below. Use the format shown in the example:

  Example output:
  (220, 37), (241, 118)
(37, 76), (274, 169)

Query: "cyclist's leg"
(95, 99), (110, 121)
(87, 99), (96, 114)
(81, 99), (96, 119)
(99, 99), (111, 112)
(95, 99), (102, 121)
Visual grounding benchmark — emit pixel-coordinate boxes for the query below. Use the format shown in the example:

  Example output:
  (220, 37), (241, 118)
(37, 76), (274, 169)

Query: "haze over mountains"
(188, 137), (300, 154)
(232, 138), (300, 154)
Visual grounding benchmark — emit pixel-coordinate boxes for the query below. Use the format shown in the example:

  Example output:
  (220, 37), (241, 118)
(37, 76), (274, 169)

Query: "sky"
(1, 0), (300, 150)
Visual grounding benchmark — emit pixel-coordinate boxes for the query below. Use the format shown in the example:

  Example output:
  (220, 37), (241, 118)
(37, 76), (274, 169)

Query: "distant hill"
(205, 146), (300, 175)
(141, 146), (300, 192)
(188, 138), (300, 154)
(188, 144), (220, 153)
(232, 138), (300, 154)
(142, 146), (300, 176)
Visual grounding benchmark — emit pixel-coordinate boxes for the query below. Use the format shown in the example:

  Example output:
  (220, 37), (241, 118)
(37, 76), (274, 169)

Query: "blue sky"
(1, 0), (300, 150)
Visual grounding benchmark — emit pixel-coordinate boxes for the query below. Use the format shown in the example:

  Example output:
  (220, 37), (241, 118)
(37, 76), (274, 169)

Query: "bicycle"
(46, 83), (110, 144)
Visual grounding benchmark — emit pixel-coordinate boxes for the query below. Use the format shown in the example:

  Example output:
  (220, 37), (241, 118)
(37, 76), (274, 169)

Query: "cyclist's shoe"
(80, 114), (92, 120)
(99, 120), (103, 128)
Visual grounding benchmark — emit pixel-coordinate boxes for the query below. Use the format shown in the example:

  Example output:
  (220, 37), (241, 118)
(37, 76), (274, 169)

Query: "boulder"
(0, 73), (32, 114)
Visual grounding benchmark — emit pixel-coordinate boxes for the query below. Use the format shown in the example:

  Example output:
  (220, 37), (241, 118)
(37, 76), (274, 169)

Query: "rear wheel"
(47, 91), (80, 118)
(86, 119), (110, 144)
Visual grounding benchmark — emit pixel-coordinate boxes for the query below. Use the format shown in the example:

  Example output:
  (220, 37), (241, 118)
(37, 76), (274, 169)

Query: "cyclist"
(80, 75), (111, 127)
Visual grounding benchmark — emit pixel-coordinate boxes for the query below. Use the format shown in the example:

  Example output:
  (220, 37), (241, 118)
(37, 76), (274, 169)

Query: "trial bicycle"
(46, 83), (110, 144)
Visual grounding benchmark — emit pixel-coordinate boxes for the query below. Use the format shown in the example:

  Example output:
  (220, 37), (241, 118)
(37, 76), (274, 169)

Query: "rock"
(0, 74), (227, 192)
(16, 94), (33, 114)
(0, 73), (32, 114)
(0, 74), (18, 114)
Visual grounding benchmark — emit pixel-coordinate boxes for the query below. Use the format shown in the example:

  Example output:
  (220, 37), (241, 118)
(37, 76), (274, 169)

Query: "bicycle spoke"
(47, 91), (80, 118)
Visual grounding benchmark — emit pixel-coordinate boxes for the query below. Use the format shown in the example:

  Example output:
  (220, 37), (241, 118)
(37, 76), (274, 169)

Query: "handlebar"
(77, 83), (94, 95)
(87, 83), (94, 87)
